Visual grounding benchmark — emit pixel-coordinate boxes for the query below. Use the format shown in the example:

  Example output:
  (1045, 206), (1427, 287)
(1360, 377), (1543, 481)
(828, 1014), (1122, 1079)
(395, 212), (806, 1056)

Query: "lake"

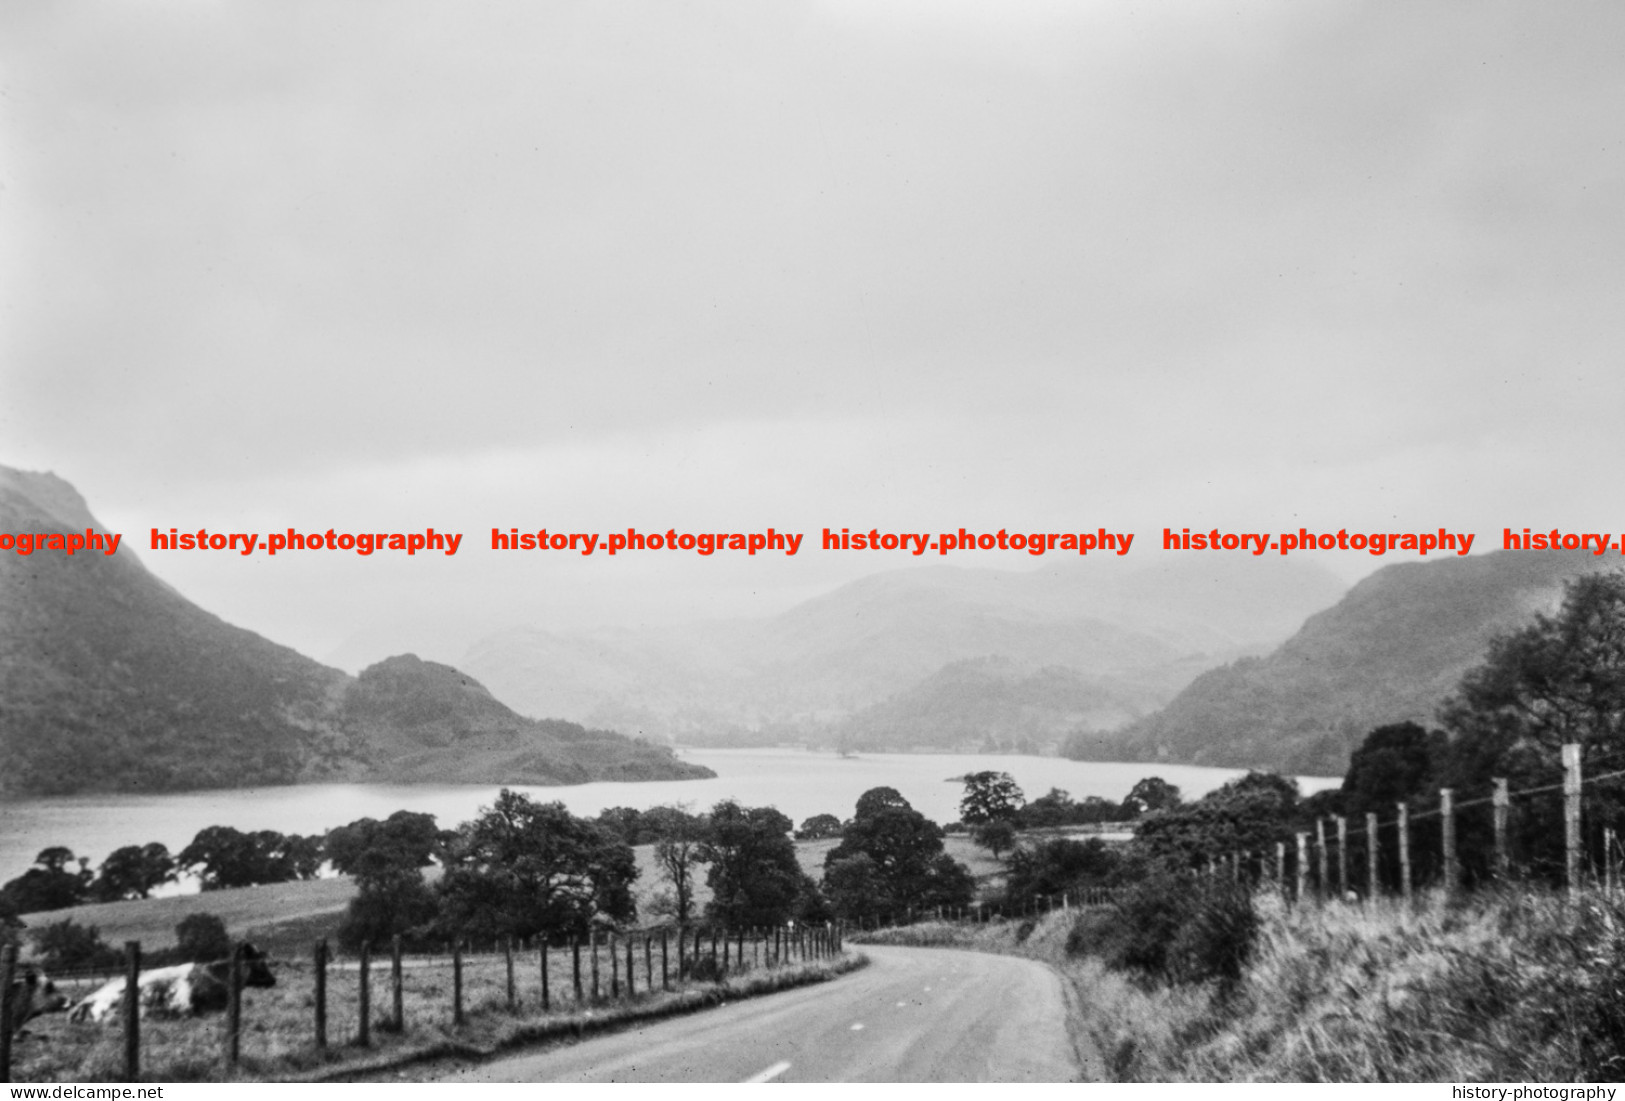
(0, 748), (1341, 885)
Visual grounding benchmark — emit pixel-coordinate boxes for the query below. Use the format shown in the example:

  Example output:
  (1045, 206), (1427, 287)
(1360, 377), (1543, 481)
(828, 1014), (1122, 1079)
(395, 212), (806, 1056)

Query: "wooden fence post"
(225, 943), (243, 1068)
(357, 941), (372, 1048)
(661, 928), (670, 990)
(571, 935), (582, 1002)
(1335, 817), (1348, 898)
(124, 941), (141, 1081)
(1366, 812), (1379, 900)
(625, 933), (635, 998)
(453, 941), (464, 1025)
(0, 943), (16, 1083)
(314, 940), (328, 1050)
(505, 936), (515, 1011)
(1295, 832), (1308, 903)
(391, 935), (404, 1033)
(1564, 742), (1583, 902)
(737, 927), (745, 969)
(540, 937), (550, 1012)
(610, 932), (619, 999)
(1397, 803), (1412, 902)
(721, 927), (730, 973)
(1493, 778), (1510, 878)
(1275, 841), (1285, 892)
(1441, 788), (1457, 896)
(1315, 819), (1328, 897)
(645, 934), (653, 991)
(591, 930), (601, 1001)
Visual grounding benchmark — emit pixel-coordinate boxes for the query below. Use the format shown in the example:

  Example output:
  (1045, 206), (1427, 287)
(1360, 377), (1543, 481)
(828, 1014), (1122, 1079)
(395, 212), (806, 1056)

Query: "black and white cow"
(6, 967), (70, 1038)
(68, 945), (276, 1023)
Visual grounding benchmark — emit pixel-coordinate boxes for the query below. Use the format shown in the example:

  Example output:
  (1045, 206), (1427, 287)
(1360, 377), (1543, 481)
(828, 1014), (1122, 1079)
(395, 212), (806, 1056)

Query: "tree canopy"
(0, 849), (93, 914)
(959, 771), (1025, 826)
(326, 811), (445, 883)
(1437, 571), (1625, 883)
(699, 801), (814, 927)
(437, 789), (638, 941)
(1123, 776), (1183, 815)
(178, 827), (322, 890)
(795, 814), (843, 840)
(92, 843), (177, 902)
(1132, 772), (1299, 872)
(823, 787), (974, 919)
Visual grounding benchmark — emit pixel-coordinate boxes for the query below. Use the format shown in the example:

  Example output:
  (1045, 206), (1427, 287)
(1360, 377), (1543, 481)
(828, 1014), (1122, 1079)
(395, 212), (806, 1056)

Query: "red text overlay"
(151, 528), (464, 555)
(823, 527), (1133, 556)
(1163, 527), (1476, 557)
(492, 528), (803, 556)
(1, 529), (121, 556)
(1503, 528), (1625, 555)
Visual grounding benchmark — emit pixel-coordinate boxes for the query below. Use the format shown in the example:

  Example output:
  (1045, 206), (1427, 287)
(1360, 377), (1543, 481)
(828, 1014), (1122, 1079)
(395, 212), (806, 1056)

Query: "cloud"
(2, 0), (1622, 651)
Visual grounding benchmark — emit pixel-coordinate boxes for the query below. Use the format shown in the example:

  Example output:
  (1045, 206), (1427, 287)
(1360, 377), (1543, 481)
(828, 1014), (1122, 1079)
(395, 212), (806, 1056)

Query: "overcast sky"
(3, 1), (1622, 668)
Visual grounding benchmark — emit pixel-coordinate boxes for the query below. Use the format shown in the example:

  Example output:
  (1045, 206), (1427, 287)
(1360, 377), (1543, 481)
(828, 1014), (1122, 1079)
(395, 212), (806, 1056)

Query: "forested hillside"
(1079, 550), (1619, 774)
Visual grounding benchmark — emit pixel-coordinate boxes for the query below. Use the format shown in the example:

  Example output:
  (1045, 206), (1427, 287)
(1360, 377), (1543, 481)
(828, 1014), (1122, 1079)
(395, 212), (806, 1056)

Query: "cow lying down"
(68, 946), (275, 1023)
(7, 968), (70, 1038)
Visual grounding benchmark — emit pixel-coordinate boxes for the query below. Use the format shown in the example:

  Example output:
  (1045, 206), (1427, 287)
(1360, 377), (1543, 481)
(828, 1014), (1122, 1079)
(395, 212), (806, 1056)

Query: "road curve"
(428, 945), (1088, 1083)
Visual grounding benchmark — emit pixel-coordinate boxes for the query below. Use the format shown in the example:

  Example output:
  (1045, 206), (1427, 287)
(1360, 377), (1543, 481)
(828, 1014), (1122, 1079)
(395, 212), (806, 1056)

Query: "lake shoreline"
(1, 748), (1340, 884)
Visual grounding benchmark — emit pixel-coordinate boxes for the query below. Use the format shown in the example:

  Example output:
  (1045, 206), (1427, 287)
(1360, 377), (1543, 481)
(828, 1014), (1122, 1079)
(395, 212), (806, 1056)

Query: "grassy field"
(10, 930), (860, 1082)
(853, 885), (1625, 1082)
(19, 833), (1007, 961)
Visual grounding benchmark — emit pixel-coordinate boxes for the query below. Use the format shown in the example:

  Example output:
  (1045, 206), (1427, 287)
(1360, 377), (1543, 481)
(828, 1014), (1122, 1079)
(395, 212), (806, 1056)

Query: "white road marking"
(850, 1022), (865, 1031)
(743, 1060), (792, 1083)
(895, 1001), (907, 1007)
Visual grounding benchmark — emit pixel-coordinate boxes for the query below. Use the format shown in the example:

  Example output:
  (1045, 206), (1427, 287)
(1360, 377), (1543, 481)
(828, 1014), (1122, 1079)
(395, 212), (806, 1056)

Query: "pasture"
(16, 834), (1009, 960)
(9, 933), (857, 1082)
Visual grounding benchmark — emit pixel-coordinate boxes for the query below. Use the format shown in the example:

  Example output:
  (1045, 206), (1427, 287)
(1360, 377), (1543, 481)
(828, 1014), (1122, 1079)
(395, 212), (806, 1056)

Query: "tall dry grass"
(856, 885), (1625, 1082)
(1071, 887), (1625, 1082)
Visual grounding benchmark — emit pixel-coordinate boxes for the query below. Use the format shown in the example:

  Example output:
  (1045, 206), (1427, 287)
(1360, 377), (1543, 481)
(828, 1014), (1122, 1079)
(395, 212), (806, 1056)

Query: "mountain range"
(1079, 548), (1620, 775)
(10, 461), (1603, 791)
(0, 465), (710, 796)
(456, 555), (1350, 752)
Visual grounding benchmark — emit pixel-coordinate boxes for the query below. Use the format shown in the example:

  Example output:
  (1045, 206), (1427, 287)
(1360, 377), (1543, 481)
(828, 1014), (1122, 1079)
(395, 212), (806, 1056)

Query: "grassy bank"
(855, 887), (1625, 1082)
(9, 949), (863, 1082)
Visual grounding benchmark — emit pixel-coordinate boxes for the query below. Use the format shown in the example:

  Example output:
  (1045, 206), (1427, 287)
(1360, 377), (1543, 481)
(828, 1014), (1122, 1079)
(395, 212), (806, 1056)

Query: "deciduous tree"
(823, 787), (975, 918)
(644, 804), (710, 926)
(959, 771), (1025, 826)
(93, 843), (177, 902)
(699, 801), (812, 927)
(436, 789), (637, 942)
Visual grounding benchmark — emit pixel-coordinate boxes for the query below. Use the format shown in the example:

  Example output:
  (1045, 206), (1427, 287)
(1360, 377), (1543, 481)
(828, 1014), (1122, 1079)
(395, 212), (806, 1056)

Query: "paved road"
(429, 945), (1090, 1083)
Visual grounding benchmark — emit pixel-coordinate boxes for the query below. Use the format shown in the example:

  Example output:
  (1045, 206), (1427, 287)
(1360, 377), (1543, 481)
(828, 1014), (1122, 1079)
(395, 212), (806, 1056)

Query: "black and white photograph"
(3, 0), (1625, 1087)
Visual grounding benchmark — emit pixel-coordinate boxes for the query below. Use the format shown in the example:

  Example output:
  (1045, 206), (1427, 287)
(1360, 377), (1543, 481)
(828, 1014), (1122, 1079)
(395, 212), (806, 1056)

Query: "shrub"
(174, 913), (232, 962)
(29, 919), (123, 971)
(1166, 879), (1257, 990)
(1068, 872), (1259, 989)
(339, 872), (441, 951)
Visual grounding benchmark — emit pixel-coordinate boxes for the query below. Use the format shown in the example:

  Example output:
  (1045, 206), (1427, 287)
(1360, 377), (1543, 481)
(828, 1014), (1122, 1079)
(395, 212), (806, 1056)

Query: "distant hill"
(342, 654), (711, 783)
(1083, 550), (1619, 775)
(0, 465), (710, 795)
(460, 557), (1348, 748)
(835, 657), (1167, 754)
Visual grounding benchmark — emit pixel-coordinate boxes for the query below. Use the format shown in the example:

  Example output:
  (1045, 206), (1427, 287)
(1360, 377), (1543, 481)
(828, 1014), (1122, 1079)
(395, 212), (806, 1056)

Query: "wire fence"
(0, 920), (847, 1083)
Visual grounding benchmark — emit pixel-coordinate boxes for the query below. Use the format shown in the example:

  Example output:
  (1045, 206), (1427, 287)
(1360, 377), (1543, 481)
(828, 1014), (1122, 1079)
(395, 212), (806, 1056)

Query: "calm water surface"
(0, 749), (1340, 885)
